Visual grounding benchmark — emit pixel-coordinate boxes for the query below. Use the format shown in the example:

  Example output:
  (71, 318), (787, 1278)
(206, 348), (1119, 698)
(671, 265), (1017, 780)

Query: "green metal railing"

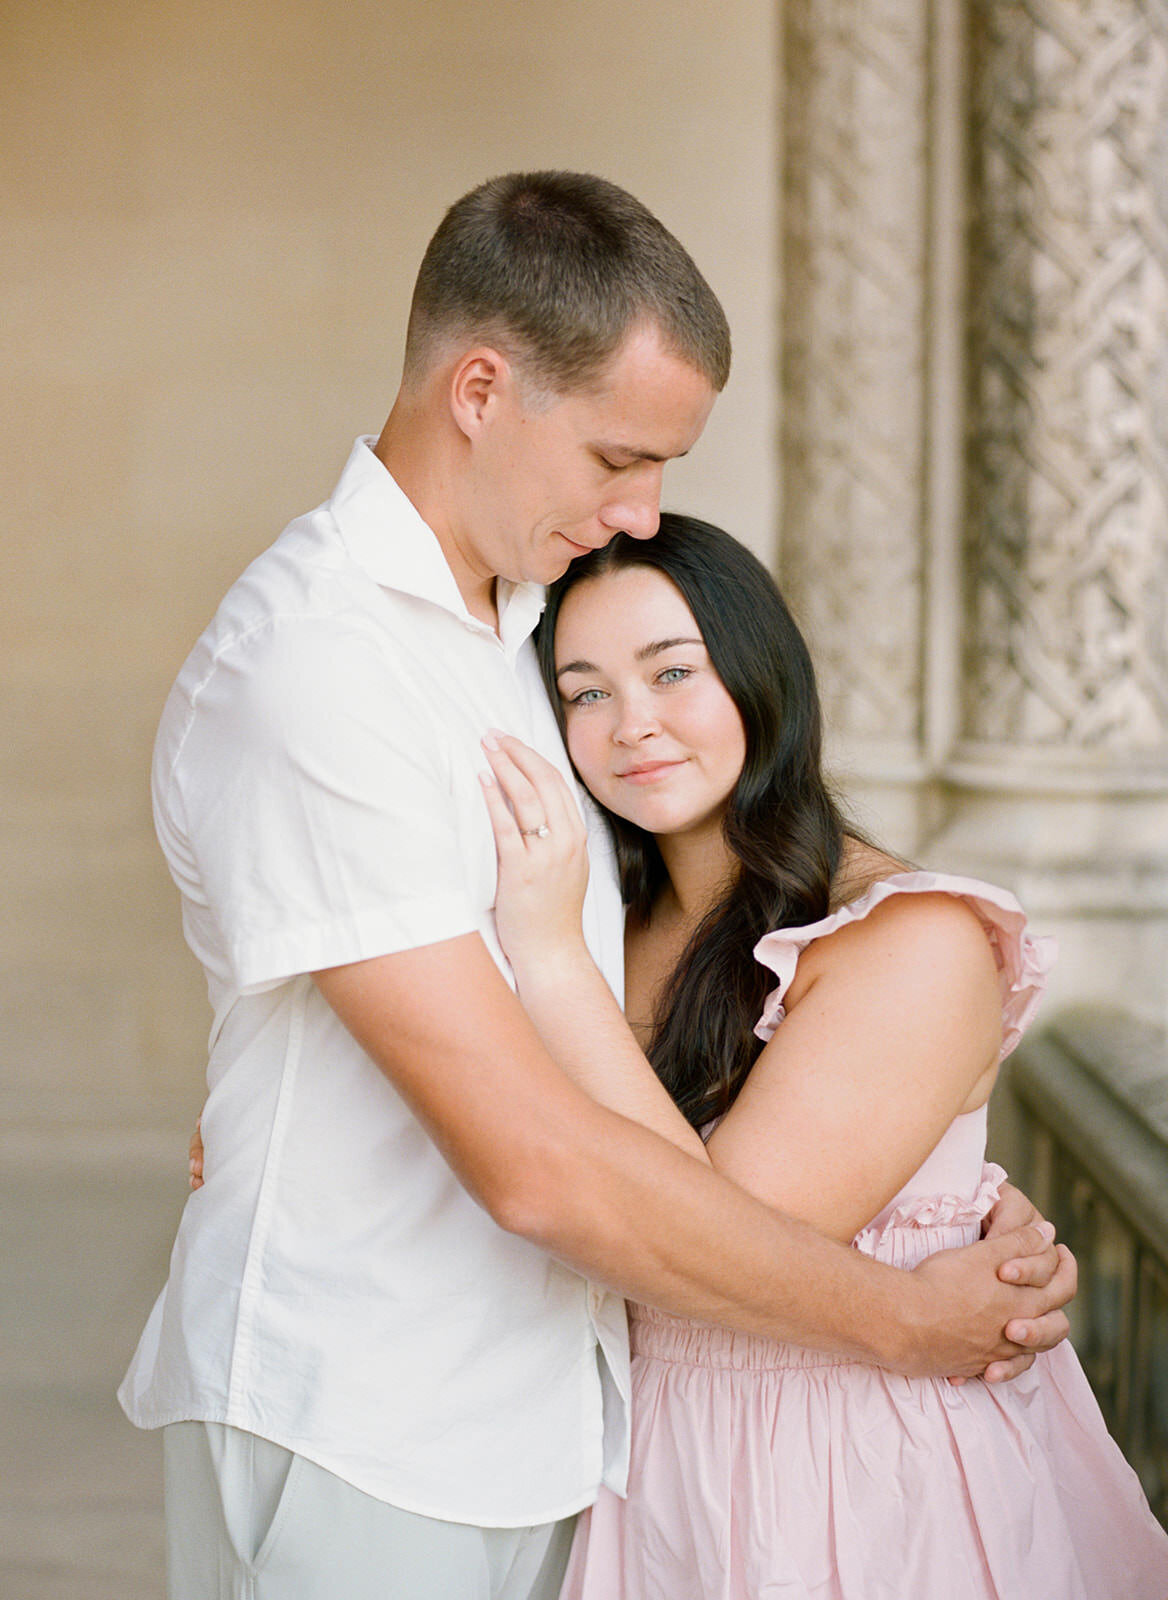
(1008, 1007), (1168, 1529)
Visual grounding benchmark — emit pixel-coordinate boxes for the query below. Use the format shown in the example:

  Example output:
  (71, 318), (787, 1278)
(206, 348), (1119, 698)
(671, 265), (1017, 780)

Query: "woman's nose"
(613, 697), (661, 744)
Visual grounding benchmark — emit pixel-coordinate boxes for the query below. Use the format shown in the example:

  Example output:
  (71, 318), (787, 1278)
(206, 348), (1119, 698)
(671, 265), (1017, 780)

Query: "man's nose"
(599, 467), (664, 540)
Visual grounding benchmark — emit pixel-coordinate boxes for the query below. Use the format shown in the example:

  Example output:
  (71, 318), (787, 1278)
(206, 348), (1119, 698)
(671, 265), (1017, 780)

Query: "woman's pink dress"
(559, 873), (1168, 1599)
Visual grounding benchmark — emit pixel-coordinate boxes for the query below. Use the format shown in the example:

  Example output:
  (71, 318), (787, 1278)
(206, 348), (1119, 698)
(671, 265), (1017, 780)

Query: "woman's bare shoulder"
(829, 837), (907, 909)
(796, 851), (1001, 1008)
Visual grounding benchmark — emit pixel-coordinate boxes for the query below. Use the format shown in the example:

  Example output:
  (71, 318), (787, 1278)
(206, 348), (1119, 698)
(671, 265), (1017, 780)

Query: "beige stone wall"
(3, 0), (778, 1127)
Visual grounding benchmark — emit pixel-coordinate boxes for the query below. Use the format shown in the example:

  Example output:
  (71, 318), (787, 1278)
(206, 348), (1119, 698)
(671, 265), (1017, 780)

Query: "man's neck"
(374, 410), (501, 632)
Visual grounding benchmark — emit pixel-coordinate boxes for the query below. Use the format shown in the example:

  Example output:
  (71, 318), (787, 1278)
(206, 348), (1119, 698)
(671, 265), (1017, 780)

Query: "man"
(121, 172), (1074, 1600)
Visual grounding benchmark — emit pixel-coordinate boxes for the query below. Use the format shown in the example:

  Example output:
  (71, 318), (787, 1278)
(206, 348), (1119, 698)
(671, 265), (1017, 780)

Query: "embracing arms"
(313, 930), (1070, 1379)
(188, 721), (1075, 1376)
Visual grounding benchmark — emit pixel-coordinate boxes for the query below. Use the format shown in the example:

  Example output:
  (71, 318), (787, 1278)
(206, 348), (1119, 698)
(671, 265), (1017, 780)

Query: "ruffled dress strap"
(752, 870), (1056, 1057)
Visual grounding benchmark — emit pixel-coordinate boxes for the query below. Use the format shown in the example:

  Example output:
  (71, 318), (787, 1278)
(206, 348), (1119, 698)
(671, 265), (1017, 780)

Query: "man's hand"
(189, 1117), (204, 1191)
(899, 1220), (1077, 1381)
(977, 1181), (1077, 1381)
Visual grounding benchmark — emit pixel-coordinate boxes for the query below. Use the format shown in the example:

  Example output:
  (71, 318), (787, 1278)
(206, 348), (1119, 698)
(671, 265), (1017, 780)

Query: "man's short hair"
(403, 171), (731, 395)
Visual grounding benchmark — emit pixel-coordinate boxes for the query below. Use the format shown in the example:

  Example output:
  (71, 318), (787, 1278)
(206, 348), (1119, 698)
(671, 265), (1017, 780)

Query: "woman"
(478, 513), (1168, 1600)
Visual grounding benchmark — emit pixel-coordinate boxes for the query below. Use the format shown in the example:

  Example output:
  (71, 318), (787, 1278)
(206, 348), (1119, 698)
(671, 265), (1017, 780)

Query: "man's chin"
(557, 532), (601, 562)
(531, 532), (601, 586)
(541, 548), (583, 583)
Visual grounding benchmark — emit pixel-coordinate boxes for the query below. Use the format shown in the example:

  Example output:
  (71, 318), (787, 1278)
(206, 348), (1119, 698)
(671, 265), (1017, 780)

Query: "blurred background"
(2, 1), (1166, 1593)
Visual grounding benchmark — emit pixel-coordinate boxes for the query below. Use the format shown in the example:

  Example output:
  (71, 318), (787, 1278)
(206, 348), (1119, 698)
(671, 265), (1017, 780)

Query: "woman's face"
(553, 565), (747, 842)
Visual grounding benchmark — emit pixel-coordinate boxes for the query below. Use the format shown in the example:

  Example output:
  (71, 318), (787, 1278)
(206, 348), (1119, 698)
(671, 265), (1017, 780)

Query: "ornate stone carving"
(779, 0), (930, 752)
(963, 0), (1168, 768)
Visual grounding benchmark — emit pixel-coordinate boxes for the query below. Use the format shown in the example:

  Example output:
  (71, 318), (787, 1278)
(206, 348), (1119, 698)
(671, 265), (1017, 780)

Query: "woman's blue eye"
(658, 666), (691, 685)
(570, 687), (606, 706)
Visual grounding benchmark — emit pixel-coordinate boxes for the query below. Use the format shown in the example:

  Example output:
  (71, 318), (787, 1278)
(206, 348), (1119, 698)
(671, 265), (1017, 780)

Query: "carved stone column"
(779, 0), (934, 847)
(778, 0), (1167, 1024)
(935, 0), (1168, 1025)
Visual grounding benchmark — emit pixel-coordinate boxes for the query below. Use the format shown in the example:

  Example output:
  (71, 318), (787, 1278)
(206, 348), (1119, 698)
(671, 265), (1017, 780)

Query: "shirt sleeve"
(170, 615), (478, 991)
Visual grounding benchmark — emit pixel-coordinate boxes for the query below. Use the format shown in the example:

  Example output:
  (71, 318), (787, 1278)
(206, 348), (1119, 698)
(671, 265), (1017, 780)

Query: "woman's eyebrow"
(636, 636), (704, 662)
(556, 638), (705, 680)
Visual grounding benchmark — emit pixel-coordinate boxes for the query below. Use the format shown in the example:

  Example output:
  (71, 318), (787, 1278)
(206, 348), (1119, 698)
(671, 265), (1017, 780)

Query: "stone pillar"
(778, 0), (934, 849)
(778, 0), (1168, 1027)
(934, 0), (1168, 1026)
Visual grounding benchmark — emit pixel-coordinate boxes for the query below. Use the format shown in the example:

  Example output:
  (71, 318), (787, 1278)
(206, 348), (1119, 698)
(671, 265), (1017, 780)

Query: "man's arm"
(314, 931), (1074, 1378)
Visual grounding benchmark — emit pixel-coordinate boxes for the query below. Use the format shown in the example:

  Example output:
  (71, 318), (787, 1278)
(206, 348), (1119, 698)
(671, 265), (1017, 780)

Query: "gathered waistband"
(629, 1305), (865, 1371)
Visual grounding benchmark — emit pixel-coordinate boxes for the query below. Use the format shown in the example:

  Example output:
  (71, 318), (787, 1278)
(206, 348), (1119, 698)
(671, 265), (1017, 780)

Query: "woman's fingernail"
(1037, 1221), (1056, 1243)
(481, 731), (500, 750)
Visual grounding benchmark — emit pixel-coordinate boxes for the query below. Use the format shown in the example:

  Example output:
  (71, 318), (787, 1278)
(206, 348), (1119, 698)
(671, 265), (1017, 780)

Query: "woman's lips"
(617, 761), (686, 784)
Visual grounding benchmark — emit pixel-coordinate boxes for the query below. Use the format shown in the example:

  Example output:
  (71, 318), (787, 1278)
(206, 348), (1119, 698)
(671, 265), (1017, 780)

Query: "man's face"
(465, 324), (717, 586)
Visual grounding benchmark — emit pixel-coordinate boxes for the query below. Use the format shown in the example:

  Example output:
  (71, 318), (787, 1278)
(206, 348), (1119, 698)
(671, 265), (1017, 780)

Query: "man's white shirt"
(119, 437), (631, 1526)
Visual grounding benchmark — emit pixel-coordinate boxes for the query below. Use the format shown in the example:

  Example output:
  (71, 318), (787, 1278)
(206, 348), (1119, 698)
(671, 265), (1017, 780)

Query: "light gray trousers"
(163, 1423), (576, 1600)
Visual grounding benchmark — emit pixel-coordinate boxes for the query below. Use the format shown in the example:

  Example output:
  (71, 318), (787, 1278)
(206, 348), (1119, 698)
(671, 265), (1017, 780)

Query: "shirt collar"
(329, 437), (547, 651)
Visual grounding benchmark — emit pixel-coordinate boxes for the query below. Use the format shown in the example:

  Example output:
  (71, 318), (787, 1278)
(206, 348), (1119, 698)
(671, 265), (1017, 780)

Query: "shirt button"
(587, 1287), (603, 1315)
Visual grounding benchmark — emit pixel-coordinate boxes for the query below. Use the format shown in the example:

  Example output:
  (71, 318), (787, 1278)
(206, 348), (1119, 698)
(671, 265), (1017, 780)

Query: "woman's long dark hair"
(537, 513), (852, 1130)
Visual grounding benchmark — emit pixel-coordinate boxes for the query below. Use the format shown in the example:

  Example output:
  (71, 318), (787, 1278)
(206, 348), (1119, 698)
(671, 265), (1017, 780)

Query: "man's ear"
(449, 347), (514, 440)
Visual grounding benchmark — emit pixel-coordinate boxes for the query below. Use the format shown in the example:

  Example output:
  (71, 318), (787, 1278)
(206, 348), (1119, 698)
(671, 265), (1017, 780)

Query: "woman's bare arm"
(479, 737), (710, 1161)
(706, 892), (1007, 1242)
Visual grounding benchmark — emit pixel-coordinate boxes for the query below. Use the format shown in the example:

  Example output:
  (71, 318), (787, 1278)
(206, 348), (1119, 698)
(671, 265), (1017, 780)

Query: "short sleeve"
(168, 616), (477, 991)
(752, 871), (1057, 1058)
